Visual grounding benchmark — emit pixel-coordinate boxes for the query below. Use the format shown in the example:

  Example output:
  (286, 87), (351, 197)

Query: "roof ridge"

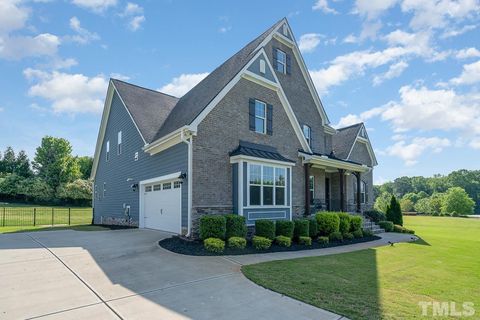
(111, 78), (180, 100)
(337, 122), (363, 131)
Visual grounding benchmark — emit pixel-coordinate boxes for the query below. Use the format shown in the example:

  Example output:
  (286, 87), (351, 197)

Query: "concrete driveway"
(0, 229), (344, 320)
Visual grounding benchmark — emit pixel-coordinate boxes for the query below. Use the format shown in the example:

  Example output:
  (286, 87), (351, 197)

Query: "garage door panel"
(143, 180), (181, 233)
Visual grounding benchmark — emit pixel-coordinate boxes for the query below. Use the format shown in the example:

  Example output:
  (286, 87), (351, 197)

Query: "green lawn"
(0, 204), (92, 227)
(0, 224), (107, 233)
(242, 216), (480, 319)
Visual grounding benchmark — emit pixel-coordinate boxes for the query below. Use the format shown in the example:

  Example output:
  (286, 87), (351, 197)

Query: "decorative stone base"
(100, 216), (138, 227)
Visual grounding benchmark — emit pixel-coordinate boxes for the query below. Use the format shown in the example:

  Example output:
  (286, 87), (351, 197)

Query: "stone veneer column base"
(100, 216), (138, 227)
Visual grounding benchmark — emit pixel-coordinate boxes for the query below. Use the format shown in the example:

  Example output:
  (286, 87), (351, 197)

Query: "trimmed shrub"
(275, 235), (292, 247)
(203, 238), (225, 253)
(329, 231), (343, 242)
(378, 220), (394, 232)
(343, 232), (354, 240)
(350, 216), (363, 232)
(199, 215), (226, 240)
(386, 195), (403, 226)
(353, 229), (363, 238)
(225, 214), (247, 238)
(294, 219), (310, 238)
(316, 212), (340, 236)
(338, 212), (352, 234)
(318, 236), (329, 245)
(252, 236), (272, 250)
(227, 236), (246, 249)
(362, 229), (374, 237)
(298, 236), (312, 246)
(364, 210), (386, 223)
(255, 220), (275, 240)
(276, 220), (295, 239)
(309, 218), (318, 238)
(404, 228), (415, 234)
(393, 224), (405, 233)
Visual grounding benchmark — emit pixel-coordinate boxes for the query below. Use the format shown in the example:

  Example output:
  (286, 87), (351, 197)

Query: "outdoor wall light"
(131, 183), (138, 192)
(179, 172), (187, 184)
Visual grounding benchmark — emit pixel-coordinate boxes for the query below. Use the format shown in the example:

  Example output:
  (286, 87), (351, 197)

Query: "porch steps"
(362, 217), (384, 234)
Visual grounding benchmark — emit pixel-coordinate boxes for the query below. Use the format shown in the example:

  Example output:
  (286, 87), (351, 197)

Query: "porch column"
(339, 169), (345, 212)
(356, 172), (361, 213)
(304, 163), (311, 216)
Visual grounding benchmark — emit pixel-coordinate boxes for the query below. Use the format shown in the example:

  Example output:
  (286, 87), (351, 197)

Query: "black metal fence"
(0, 207), (92, 227)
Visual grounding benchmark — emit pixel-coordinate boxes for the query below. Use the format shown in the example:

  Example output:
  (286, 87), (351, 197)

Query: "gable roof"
(152, 19), (285, 141)
(111, 79), (179, 143)
(332, 123), (363, 160)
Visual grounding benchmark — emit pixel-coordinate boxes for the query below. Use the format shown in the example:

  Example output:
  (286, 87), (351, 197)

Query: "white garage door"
(143, 180), (181, 233)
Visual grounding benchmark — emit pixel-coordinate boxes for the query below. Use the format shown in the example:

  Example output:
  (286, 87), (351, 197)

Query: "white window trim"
(106, 141), (110, 162)
(276, 49), (286, 74)
(247, 163), (287, 207)
(254, 99), (267, 134)
(259, 59), (266, 74)
(117, 131), (122, 155)
(353, 180), (366, 204)
(303, 125), (311, 146)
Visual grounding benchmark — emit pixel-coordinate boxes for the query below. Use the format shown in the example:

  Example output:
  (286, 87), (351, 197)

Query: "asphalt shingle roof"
(111, 79), (179, 143)
(331, 123), (363, 160)
(230, 141), (295, 163)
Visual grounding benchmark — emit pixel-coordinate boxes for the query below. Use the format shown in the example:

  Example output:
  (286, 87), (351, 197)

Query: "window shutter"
(266, 104), (273, 135)
(286, 54), (292, 74)
(249, 98), (256, 131)
(272, 47), (278, 70)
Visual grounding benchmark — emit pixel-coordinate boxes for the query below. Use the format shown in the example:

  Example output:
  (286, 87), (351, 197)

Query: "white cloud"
(470, 137), (480, 149)
(128, 15), (145, 31)
(0, 0), (29, 35)
(0, 33), (60, 60)
(335, 107), (385, 128)
(353, 0), (398, 19)
(385, 137), (451, 166)
(71, 0), (117, 13)
(455, 47), (480, 59)
(373, 60), (408, 86)
(312, 0), (338, 14)
(343, 34), (358, 43)
(24, 68), (108, 114)
(219, 26), (232, 34)
(159, 73), (209, 97)
(359, 21), (383, 41)
(123, 2), (143, 15)
(441, 24), (477, 39)
(298, 33), (321, 53)
(450, 60), (480, 85)
(67, 16), (99, 44)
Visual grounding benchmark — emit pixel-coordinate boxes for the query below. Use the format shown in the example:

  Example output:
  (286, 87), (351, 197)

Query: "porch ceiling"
(299, 151), (370, 173)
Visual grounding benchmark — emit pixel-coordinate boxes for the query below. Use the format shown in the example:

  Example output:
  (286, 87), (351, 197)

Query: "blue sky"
(0, 0), (479, 184)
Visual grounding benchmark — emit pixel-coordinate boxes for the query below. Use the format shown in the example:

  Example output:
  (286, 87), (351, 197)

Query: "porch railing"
(311, 199), (371, 213)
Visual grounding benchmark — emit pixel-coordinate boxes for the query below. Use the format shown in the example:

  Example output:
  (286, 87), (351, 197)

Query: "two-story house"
(91, 18), (377, 237)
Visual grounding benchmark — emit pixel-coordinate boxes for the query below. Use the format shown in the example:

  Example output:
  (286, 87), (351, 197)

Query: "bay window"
(249, 163), (286, 206)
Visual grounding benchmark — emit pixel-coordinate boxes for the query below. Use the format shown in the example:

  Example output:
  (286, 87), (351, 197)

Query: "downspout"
(181, 129), (193, 237)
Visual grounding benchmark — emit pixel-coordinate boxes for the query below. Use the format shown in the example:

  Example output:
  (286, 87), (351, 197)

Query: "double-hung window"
(354, 180), (366, 204)
(254, 100), (266, 134)
(117, 131), (122, 155)
(309, 175), (314, 204)
(303, 125), (311, 146)
(275, 49), (286, 73)
(106, 141), (110, 162)
(249, 164), (286, 206)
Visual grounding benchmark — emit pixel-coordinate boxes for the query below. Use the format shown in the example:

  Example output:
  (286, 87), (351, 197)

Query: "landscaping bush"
(203, 238), (225, 253)
(317, 236), (329, 245)
(255, 220), (275, 240)
(316, 212), (340, 236)
(293, 219), (309, 238)
(329, 231), (343, 242)
(298, 236), (312, 246)
(378, 220), (394, 232)
(350, 216), (363, 232)
(353, 229), (363, 238)
(363, 229), (374, 237)
(343, 232), (354, 240)
(276, 220), (294, 239)
(199, 215), (226, 240)
(338, 212), (352, 234)
(225, 214), (247, 238)
(227, 236), (246, 249)
(393, 224), (405, 233)
(364, 210), (386, 223)
(404, 228), (415, 234)
(386, 195), (403, 226)
(252, 236), (272, 250)
(275, 235), (292, 247)
(309, 218), (318, 238)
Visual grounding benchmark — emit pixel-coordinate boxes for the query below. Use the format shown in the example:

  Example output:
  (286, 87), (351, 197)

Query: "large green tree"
(33, 136), (81, 191)
(76, 156), (93, 180)
(14, 150), (33, 177)
(1, 147), (16, 174)
(374, 192), (392, 213)
(441, 187), (475, 216)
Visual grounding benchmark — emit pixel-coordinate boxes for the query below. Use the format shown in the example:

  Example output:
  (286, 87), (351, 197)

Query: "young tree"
(76, 156), (93, 180)
(33, 136), (81, 191)
(414, 198), (431, 214)
(386, 195), (403, 226)
(15, 150), (33, 177)
(23, 178), (55, 203)
(399, 198), (414, 212)
(374, 192), (392, 213)
(441, 187), (475, 216)
(2, 147), (16, 173)
(57, 179), (92, 202)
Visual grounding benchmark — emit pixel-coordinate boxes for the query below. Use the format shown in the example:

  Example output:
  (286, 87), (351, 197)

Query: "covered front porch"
(299, 151), (372, 215)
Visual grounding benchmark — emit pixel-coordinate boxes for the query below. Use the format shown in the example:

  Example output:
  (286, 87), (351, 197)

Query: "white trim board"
(345, 123), (378, 166)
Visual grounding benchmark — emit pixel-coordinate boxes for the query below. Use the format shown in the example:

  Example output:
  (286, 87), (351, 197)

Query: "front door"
(325, 178), (330, 211)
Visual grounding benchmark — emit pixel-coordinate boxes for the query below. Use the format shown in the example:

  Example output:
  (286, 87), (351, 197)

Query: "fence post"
(51, 208), (54, 226)
(34, 208), (36, 226)
(68, 208), (71, 225)
(2, 207), (5, 227)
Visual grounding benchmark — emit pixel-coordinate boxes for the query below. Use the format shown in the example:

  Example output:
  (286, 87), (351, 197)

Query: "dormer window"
(275, 49), (286, 73)
(303, 125), (311, 146)
(106, 140), (110, 162)
(117, 131), (122, 155)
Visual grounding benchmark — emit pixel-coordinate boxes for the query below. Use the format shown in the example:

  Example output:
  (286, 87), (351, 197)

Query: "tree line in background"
(374, 170), (478, 216)
(0, 136), (93, 206)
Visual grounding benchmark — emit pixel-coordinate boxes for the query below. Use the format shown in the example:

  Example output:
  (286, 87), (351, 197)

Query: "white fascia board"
(242, 71), (278, 91)
(324, 125), (337, 135)
(230, 155), (295, 167)
(139, 172), (182, 185)
(143, 126), (193, 155)
(346, 124), (378, 166)
(300, 151), (370, 172)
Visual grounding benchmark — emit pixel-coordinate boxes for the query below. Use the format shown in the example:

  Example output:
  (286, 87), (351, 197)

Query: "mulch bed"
(159, 235), (381, 256)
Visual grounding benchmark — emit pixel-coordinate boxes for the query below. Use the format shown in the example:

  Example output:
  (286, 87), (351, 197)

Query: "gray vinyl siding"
(247, 53), (276, 82)
(94, 91), (188, 227)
